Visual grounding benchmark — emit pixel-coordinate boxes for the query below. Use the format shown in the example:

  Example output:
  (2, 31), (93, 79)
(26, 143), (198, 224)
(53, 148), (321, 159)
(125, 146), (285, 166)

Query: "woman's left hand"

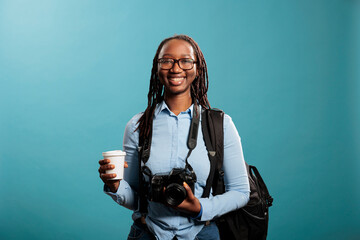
(172, 182), (201, 217)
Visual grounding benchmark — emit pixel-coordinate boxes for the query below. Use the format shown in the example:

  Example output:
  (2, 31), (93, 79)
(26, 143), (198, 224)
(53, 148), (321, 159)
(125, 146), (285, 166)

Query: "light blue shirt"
(105, 101), (250, 240)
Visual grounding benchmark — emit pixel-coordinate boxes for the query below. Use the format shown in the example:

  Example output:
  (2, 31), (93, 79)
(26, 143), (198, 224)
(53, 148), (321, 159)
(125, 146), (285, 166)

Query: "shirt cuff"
(103, 181), (126, 205)
(191, 203), (203, 220)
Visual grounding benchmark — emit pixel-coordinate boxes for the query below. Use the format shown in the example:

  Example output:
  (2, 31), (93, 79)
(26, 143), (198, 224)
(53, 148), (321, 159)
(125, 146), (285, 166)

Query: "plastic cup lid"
(102, 150), (126, 157)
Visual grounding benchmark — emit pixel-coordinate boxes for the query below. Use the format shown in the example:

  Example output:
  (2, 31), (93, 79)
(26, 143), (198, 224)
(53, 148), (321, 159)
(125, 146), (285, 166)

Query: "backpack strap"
(249, 165), (273, 207)
(138, 126), (152, 215)
(201, 108), (225, 198)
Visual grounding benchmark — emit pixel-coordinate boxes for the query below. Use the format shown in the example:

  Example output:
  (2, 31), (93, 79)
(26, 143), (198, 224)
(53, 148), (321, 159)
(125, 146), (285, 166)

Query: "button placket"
(170, 115), (179, 168)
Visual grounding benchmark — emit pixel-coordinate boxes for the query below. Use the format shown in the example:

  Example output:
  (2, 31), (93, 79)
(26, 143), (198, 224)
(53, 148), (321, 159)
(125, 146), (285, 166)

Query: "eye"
(160, 59), (174, 64)
(181, 59), (193, 64)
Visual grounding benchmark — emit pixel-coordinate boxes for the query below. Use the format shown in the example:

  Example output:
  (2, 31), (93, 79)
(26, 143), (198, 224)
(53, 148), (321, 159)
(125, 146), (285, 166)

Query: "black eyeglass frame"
(157, 58), (198, 70)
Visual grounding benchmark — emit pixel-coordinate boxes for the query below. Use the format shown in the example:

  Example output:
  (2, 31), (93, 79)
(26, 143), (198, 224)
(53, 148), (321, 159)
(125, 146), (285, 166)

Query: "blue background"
(1, 0), (359, 239)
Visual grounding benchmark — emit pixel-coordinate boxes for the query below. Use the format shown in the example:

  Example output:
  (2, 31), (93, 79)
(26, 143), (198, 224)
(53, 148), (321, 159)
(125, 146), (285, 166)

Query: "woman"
(98, 34), (250, 240)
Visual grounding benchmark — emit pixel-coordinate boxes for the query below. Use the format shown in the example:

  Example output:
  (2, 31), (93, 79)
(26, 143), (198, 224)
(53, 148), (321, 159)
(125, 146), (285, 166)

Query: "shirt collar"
(154, 100), (195, 118)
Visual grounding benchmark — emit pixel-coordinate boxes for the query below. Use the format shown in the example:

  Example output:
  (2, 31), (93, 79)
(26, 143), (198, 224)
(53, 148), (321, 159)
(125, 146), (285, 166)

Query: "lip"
(167, 76), (185, 86)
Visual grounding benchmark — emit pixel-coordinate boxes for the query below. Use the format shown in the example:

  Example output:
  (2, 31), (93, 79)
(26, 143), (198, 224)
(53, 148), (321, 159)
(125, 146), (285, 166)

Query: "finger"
(124, 161), (128, 168)
(100, 173), (117, 179)
(99, 159), (110, 165)
(99, 164), (115, 173)
(103, 164), (115, 170)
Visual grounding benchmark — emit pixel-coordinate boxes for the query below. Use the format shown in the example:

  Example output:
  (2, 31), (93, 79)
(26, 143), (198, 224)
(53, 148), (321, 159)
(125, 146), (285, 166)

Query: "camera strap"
(184, 103), (200, 172)
(139, 102), (200, 169)
(138, 102), (200, 214)
(138, 101), (200, 172)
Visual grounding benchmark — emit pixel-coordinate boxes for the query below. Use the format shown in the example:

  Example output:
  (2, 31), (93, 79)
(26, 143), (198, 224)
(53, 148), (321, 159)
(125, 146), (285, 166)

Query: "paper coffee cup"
(102, 150), (126, 180)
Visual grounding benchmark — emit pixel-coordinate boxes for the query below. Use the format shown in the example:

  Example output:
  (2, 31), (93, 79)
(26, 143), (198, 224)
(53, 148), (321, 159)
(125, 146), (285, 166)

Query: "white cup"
(102, 150), (126, 180)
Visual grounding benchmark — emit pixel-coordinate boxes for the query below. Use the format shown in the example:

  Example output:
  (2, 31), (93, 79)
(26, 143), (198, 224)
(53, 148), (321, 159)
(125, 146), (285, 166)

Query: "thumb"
(183, 182), (195, 199)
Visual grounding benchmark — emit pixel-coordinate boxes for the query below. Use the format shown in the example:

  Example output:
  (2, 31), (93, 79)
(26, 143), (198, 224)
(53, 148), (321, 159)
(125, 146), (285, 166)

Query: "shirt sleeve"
(198, 114), (250, 221)
(103, 113), (142, 211)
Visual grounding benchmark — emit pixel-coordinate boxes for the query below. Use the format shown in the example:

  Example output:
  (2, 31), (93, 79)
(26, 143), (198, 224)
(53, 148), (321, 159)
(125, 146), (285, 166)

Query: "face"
(157, 39), (198, 97)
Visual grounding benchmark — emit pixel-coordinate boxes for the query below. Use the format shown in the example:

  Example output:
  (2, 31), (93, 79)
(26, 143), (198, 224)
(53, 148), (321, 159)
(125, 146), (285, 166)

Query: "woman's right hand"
(98, 159), (128, 193)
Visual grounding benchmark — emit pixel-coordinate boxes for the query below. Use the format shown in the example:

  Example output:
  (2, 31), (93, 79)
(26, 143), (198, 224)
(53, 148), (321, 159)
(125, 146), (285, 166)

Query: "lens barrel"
(164, 183), (187, 206)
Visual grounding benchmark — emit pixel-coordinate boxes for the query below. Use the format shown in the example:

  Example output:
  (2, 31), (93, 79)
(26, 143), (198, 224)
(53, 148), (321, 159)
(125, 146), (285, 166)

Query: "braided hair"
(137, 34), (210, 139)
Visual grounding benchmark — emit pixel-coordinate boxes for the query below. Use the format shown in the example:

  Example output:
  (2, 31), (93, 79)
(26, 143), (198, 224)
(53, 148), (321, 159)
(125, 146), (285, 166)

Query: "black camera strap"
(138, 102), (200, 214)
(139, 103), (200, 170)
(184, 103), (200, 172)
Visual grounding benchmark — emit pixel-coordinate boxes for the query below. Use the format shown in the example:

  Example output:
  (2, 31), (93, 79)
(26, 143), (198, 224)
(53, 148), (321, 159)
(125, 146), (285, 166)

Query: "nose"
(170, 61), (182, 73)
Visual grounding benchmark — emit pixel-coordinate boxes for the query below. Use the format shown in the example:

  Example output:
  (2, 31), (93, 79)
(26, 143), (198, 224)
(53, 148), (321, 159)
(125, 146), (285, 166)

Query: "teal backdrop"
(1, 0), (359, 239)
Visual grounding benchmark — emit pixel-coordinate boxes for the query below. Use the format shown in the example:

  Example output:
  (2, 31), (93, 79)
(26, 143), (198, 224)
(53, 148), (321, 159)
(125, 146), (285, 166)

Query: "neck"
(164, 93), (193, 116)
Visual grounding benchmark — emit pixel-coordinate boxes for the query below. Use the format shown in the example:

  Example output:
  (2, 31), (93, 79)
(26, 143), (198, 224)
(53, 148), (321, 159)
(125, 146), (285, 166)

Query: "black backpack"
(137, 107), (273, 240)
(201, 108), (273, 240)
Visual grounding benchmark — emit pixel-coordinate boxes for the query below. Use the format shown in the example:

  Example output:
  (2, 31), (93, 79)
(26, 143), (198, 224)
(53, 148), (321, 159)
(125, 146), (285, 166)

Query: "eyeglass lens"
(159, 59), (194, 70)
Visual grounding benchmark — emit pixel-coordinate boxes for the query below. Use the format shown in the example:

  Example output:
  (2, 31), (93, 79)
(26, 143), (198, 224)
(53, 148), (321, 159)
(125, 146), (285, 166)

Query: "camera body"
(150, 168), (197, 206)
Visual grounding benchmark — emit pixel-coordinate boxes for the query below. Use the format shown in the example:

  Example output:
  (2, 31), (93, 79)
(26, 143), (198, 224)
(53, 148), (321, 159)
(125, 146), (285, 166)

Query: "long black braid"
(136, 34), (210, 139)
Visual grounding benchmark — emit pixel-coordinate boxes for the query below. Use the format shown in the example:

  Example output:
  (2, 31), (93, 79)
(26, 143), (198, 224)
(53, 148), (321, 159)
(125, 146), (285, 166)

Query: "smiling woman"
(98, 34), (250, 240)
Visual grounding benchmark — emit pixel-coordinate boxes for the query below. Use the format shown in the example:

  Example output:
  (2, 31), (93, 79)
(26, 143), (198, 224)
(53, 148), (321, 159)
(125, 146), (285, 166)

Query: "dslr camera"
(149, 168), (197, 206)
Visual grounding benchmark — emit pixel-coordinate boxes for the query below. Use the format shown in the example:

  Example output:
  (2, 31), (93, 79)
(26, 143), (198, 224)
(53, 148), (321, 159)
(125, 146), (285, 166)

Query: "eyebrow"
(161, 54), (192, 58)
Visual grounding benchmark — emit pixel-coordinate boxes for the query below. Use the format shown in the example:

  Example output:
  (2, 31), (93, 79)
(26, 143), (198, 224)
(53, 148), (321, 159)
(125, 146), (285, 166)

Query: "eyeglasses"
(158, 58), (197, 70)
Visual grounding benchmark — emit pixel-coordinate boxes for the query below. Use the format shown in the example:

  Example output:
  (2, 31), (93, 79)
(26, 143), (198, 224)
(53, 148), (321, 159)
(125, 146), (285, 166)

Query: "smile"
(168, 77), (185, 85)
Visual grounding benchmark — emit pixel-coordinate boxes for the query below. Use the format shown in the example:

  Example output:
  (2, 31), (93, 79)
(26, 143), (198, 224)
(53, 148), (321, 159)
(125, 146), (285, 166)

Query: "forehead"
(158, 39), (196, 58)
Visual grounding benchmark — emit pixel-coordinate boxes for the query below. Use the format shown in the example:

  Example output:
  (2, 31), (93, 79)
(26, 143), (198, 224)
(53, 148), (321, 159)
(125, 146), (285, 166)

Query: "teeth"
(169, 77), (184, 82)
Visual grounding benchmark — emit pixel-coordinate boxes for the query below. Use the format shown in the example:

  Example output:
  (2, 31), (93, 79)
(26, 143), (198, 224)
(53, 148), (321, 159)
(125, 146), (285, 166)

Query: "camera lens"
(164, 183), (187, 206)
